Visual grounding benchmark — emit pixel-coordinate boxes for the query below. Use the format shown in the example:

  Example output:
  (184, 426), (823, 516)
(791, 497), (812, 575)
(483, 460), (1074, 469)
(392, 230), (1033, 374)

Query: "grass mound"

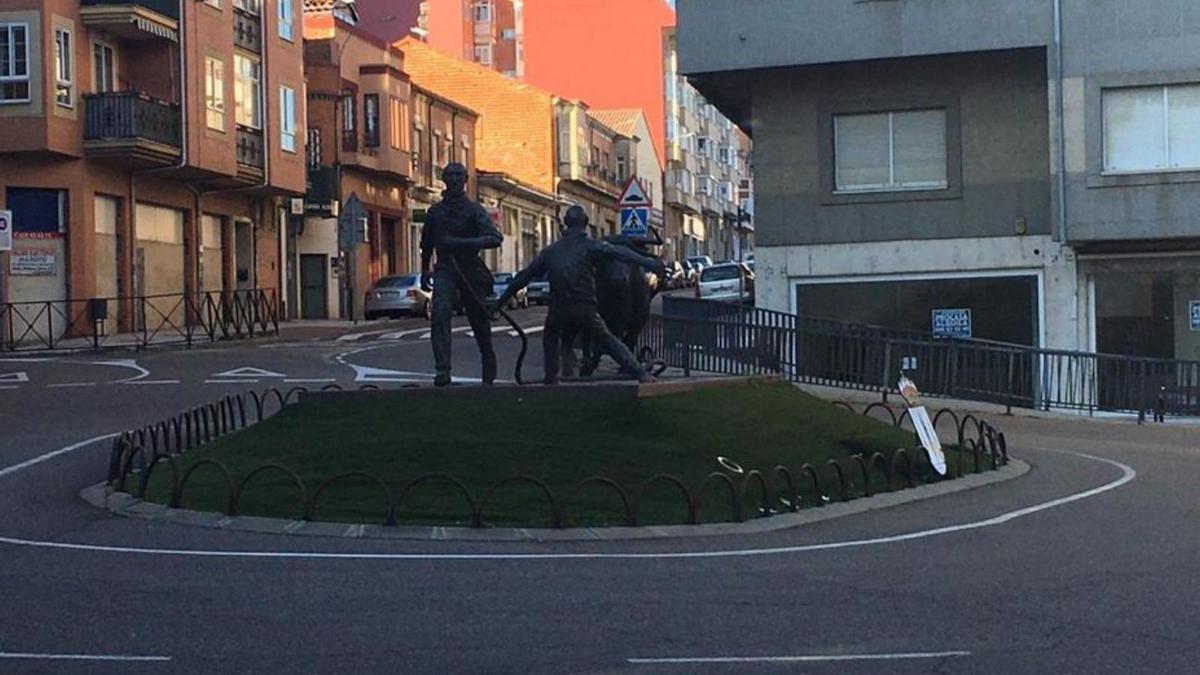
(140, 381), (966, 527)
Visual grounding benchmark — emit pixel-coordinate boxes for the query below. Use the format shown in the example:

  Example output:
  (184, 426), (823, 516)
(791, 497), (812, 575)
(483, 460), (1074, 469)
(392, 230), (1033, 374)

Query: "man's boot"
(434, 371), (452, 387)
(481, 350), (497, 386)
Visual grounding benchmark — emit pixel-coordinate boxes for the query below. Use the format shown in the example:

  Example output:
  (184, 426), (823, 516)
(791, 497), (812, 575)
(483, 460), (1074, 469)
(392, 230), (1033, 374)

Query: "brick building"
(0, 0), (305, 337)
(299, 3), (414, 320)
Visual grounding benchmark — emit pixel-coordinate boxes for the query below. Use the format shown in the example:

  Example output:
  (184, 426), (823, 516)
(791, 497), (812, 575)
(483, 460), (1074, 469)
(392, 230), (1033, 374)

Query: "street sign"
(0, 209), (11, 252)
(338, 193), (366, 249)
(617, 177), (650, 208)
(620, 206), (649, 237)
(932, 308), (972, 339)
(1191, 300), (1200, 332)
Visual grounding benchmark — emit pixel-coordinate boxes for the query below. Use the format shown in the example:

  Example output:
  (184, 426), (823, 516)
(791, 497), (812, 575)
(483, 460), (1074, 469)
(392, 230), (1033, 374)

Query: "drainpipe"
(126, 0), (188, 330)
(1053, 0), (1067, 243)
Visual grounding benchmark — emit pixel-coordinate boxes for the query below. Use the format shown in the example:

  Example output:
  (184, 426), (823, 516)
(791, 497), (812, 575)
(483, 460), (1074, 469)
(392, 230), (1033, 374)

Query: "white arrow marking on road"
(212, 366), (287, 379)
(88, 359), (150, 383)
(351, 365), (480, 384)
(0, 371), (29, 384)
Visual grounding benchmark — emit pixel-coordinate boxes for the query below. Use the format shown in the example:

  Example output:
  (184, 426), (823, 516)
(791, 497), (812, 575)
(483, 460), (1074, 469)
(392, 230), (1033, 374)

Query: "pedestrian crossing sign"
(620, 206), (649, 236)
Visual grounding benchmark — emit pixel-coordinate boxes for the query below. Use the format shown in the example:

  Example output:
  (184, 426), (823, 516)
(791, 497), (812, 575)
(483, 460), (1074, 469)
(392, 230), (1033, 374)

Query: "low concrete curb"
(81, 459), (1029, 543)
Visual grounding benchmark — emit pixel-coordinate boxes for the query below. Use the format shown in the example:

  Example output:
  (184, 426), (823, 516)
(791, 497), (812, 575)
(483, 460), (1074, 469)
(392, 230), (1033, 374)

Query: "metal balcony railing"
(236, 127), (264, 168)
(84, 91), (181, 147)
(81, 0), (179, 20)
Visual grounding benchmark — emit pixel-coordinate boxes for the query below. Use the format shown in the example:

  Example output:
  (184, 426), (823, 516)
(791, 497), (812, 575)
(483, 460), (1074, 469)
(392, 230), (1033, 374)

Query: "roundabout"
(0, 329), (1193, 673)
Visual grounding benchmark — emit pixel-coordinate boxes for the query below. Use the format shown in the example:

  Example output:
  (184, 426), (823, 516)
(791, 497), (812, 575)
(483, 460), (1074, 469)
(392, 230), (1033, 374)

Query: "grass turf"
(138, 381), (982, 527)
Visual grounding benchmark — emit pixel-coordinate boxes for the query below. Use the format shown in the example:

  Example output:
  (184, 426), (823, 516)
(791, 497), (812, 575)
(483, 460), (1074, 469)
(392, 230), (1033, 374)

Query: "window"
(364, 94), (380, 147)
(280, 86), (296, 153)
(473, 2), (492, 22)
(54, 28), (73, 108)
(205, 56), (225, 130)
(343, 93), (356, 132)
(278, 0), (294, 41)
(233, 54), (260, 128)
(834, 109), (947, 192)
(0, 23), (30, 103)
(1103, 84), (1200, 173)
(473, 45), (492, 66)
(389, 96), (409, 150)
(502, 28), (516, 40)
(234, 0), (260, 14)
(616, 155), (628, 182)
(203, 0), (221, 8)
(93, 42), (115, 93)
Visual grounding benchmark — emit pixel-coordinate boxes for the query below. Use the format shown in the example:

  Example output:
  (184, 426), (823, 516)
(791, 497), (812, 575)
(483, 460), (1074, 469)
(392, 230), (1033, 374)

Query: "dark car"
(526, 273), (550, 305)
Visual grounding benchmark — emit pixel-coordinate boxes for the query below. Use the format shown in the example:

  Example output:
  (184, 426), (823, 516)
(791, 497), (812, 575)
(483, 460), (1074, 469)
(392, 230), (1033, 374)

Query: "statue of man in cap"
(420, 162), (503, 387)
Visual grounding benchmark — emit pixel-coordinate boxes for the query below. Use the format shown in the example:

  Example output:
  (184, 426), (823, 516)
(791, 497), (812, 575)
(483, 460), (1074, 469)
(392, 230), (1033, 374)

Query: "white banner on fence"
(910, 406), (946, 475)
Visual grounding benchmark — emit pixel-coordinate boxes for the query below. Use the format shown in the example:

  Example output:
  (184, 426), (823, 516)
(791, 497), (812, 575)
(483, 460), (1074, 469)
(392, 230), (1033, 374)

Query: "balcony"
(233, 9), (262, 53)
(83, 91), (181, 165)
(80, 0), (179, 42)
(236, 126), (264, 179)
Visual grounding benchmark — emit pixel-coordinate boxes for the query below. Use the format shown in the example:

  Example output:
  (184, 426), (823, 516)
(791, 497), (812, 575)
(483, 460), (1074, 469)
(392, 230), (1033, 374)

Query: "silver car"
(364, 275), (431, 319)
(696, 262), (753, 303)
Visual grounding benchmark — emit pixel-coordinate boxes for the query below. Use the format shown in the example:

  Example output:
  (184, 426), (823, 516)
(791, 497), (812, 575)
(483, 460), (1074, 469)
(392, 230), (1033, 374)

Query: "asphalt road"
(1, 312), (1197, 673)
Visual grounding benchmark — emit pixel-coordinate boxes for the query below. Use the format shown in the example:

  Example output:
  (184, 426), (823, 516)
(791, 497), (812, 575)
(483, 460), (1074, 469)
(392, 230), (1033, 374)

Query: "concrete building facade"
(679, 0), (1200, 361)
(0, 0), (305, 337)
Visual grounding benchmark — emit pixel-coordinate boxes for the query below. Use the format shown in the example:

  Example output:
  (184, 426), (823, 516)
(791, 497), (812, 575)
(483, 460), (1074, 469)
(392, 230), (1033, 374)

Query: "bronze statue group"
(420, 163), (666, 387)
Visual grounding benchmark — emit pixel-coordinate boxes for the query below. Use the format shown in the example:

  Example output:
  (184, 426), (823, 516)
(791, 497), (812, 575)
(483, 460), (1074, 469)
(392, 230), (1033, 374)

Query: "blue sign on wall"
(1191, 300), (1200, 332)
(932, 308), (973, 339)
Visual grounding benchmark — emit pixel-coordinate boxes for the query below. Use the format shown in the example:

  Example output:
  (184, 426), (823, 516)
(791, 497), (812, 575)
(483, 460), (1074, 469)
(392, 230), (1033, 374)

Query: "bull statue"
(566, 230), (665, 378)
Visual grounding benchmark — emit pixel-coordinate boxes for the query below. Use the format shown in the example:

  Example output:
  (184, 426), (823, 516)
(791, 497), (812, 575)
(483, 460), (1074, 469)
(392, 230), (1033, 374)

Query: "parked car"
(696, 262), (754, 303)
(489, 272), (528, 311)
(663, 261), (686, 290)
(526, 273), (550, 305)
(364, 275), (431, 319)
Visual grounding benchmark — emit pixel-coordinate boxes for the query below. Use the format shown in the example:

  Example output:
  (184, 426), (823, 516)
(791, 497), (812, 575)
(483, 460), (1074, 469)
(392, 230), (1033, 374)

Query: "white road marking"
(283, 378), (337, 384)
(0, 357), (54, 363)
(509, 325), (544, 337)
(351, 365), (481, 384)
(47, 382), (96, 388)
(627, 651), (971, 664)
(203, 379), (261, 385)
(0, 651), (171, 663)
(378, 327), (435, 341)
(0, 385), (18, 390)
(0, 371), (29, 384)
(91, 359), (151, 384)
(465, 326), (509, 338)
(0, 432), (120, 480)
(212, 366), (286, 379)
(121, 380), (181, 386)
(0, 449), (1136, 561)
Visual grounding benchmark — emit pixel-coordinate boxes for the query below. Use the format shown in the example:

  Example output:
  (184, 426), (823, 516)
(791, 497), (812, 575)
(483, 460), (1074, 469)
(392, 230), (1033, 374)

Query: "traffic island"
(101, 378), (1011, 533)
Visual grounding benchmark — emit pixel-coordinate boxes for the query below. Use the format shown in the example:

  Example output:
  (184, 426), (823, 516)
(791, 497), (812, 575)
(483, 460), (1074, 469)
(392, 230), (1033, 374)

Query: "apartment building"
(555, 101), (631, 241)
(354, 0), (525, 78)
(678, 0), (1200, 361)
(399, 36), (559, 273)
(299, 4), (413, 320)
(0, 0), (305, 334)
(589, 108), (665, 239)
(662, 26), (745, 261)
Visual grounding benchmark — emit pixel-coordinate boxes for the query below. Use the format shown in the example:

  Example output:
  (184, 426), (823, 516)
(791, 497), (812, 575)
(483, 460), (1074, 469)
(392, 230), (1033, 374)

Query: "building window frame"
(54, 27), (73, 108)
(473, 44), (492, 66)
(205, 55), (226, 131)
(233, 53), (261, 129)
(280, 85), (296, 153)
(833, 109), (948, 193)
(278, 0), (295, 41)
(1102, 83), (1200, 175)
(92, 40), (116, 93)
(473, 1), (492, 22)
(0, 22), (31, 104)
(233, 0), (261, 15)
(363, 93), (380, 148)
(819, 96), (962, 206)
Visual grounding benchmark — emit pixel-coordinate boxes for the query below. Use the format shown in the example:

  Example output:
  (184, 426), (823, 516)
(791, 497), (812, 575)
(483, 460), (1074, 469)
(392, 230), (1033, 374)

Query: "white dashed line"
(0, 651), (171, 663)
(47, 383), (97, 388)
(628, 651), (972, 665)
(283, 378), (337, 384)
(121, 380), (180, 386)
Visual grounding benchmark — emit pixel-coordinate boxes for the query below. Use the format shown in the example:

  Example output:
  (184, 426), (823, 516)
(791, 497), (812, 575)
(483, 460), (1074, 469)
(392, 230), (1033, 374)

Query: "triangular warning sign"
(0, 371), (29, 384)
(618, 177), (650, 207)
(212, 366), (287, 379)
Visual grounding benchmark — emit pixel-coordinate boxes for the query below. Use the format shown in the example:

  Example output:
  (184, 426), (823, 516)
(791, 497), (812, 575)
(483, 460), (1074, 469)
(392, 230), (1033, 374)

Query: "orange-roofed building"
(398, 37), (560, 272)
